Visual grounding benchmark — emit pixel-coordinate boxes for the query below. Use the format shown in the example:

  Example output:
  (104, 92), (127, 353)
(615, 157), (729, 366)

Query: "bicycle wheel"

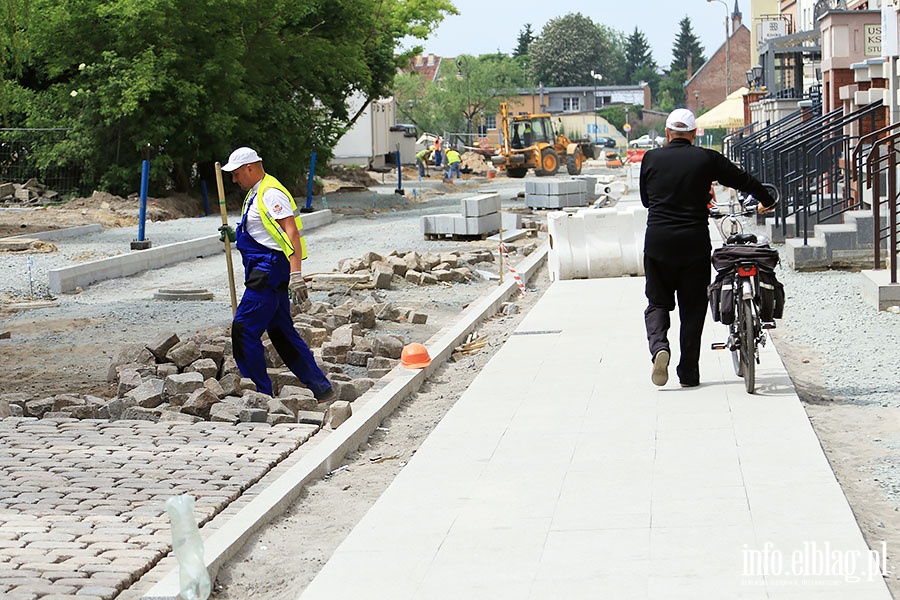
(740, 298), (756, 393)
(731, 325), (744, 377)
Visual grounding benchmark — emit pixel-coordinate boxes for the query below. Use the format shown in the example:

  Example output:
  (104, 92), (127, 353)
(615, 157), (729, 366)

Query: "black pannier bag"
(711, 244), (780, 272)
(708, 271), (735, 324)
(709, 244), (784, 323)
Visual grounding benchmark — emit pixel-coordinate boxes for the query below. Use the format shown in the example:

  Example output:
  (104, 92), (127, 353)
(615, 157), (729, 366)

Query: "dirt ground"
(2, 180), (900, 596)
(770, 331), (900, 593)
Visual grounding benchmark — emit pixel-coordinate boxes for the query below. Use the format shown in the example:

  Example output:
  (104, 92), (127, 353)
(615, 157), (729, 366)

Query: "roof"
(684, 23), (750, 88)
(406, 54), (444, 82)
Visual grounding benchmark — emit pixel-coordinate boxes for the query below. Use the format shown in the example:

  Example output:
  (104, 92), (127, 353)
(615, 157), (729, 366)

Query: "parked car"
(629, 134), (666, 148)
(594, 136), (617, 148)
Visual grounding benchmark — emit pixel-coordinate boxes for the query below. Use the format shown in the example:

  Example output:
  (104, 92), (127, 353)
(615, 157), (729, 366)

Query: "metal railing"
(780, 102), (881, 243)
(740, 101), (883, 243)
(0, 128), (81, 196)
(861, 127), (900, 282)
(726, 109), (806, 178)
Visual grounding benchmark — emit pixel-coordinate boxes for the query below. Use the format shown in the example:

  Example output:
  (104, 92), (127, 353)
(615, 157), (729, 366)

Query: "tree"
(1, 0), (456, 196)
(528, 13), (626, 87)
(394, 53), (525, 143)
(660, 16), (705, 109)
(671, 16), (705, 74)
(624, 28), (656, 84)
(514, 24), (535, 57)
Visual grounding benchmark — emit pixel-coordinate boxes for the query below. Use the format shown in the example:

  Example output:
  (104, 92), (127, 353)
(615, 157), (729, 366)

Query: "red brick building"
(684, 9), (752, 116)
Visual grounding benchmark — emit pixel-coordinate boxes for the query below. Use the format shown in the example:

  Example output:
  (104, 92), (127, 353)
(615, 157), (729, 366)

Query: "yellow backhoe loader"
(490, 102), (595, 178)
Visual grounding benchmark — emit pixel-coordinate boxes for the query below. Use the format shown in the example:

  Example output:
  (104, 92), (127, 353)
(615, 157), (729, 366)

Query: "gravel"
(749, 226), (900, 407)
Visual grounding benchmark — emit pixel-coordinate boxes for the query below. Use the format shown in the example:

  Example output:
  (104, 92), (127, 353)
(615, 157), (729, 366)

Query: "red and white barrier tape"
(499, 243), (526, 298)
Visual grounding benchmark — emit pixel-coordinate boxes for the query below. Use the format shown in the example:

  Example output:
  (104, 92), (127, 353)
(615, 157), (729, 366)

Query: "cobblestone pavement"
(0, 419), (318, 599)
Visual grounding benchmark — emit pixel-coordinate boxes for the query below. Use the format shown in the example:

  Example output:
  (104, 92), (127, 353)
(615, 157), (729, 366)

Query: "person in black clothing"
(640, 108), (776, 388)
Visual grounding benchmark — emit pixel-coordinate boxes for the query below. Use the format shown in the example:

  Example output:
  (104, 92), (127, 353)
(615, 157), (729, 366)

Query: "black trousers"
(643, 254), (710, 386)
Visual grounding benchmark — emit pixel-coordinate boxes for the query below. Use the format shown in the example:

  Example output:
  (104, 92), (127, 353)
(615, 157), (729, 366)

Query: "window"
(485, 114), (497, 130)
(562, 97), (580, 112)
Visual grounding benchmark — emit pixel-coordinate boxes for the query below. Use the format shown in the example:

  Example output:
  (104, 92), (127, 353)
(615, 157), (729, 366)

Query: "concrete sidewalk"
(298, 276), (891, 599)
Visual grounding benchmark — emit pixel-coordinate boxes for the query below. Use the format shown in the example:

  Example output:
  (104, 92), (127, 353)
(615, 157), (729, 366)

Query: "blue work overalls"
(231, 194), (331, 398)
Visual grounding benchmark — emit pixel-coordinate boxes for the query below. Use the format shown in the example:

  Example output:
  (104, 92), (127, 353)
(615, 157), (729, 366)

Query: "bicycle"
(708, 184), (783, 394)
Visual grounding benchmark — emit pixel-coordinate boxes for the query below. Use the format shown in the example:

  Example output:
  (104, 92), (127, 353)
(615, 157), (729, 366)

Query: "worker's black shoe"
(762, 321), (776, 330)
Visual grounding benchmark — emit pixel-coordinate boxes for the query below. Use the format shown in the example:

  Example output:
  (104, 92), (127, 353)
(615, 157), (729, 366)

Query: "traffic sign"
(697, 127), (705, 136)
(623, 123), (632, 132)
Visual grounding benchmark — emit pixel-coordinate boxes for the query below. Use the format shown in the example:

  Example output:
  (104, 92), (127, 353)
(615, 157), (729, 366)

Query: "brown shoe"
(651, 349), (669, 386)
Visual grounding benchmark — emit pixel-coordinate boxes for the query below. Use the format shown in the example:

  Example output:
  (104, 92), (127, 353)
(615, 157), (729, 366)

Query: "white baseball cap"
(221, 147), (262, 172)
(665, 108), (697, 132)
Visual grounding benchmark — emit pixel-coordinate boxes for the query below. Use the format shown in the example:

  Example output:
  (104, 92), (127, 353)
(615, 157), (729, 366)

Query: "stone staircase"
(765, 209), (886, 270)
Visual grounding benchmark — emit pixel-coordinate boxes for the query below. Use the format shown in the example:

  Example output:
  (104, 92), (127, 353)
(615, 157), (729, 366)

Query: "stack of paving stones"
(0, 418), (316, 599)
(0, 179), (60, 206)
(525, 177), (589, 209)
(420, 193), (502, 239)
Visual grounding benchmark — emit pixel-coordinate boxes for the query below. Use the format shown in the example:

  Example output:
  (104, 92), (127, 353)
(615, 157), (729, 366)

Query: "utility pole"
(590, 70), (603, 143)
(457, 57), (471, 142)
(708, 0), (731, 96)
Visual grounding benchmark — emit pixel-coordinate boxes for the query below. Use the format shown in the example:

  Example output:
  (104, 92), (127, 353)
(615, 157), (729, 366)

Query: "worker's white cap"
(222, 147), (262, 172)
(665, 108), (696, 132)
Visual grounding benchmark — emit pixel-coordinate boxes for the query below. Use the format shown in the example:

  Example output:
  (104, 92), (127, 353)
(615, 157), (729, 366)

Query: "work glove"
(218, 224), (235, 243)
(289, 271), (309, 305)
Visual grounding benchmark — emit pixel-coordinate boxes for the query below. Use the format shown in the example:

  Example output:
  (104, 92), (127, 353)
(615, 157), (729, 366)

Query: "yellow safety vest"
(243, 173), (307, 260)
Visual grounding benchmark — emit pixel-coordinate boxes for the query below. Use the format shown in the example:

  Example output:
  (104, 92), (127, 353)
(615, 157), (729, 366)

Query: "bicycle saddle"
(727, 232), (758, 245)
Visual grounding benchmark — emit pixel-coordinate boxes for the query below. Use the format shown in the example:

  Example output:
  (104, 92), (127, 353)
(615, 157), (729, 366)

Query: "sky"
(407, 0), (736, 70)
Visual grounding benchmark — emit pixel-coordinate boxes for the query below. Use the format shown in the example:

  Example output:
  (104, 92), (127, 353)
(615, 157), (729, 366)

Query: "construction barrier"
(625, 149), (646, 164)
(499, 243), (527, 298)
(547, 206), (647, 280)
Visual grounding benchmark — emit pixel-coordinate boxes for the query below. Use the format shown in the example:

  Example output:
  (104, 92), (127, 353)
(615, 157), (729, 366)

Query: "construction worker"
(220, 146), (334, 402)
(444, 147), (462, 179)
(415, 147), (432, 179)
(523, 122), (533, 147)
(433, 136), (443, 167)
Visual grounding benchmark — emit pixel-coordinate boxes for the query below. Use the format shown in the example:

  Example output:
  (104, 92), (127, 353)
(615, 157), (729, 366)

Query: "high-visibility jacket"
(242, 173), (307, 260)
(446, 150), (461, 164)
(416, 148), (431, 161)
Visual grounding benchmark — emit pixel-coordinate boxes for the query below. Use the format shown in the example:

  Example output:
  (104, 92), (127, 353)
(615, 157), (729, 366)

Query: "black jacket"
(640, 138), (776, 262)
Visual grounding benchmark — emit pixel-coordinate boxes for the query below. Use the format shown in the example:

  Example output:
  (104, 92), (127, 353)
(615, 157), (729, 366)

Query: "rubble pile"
(316, 248), (497, 290)
(459, 151), (494, 175)
(0, 179), (60, 205)
(0, 246), (530, 425)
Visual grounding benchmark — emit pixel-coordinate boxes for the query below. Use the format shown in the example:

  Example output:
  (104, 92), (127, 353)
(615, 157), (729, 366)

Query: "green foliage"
(658, 67), (688, 110)
(528, 13), (626, 87)
(598, 104), (641, 132)
(1, 0), (455, 196)
(624, 28), (656, 84)
(671, 16), (705, 74)
(394, 53), (525, 141)
(514, 23), (534, 57)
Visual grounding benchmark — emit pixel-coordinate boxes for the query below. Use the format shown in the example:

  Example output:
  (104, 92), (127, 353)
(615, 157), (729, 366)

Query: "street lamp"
(707, 0), (730, 96)
(590, 70), (603, 143)
(456, 57), (471, 141)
